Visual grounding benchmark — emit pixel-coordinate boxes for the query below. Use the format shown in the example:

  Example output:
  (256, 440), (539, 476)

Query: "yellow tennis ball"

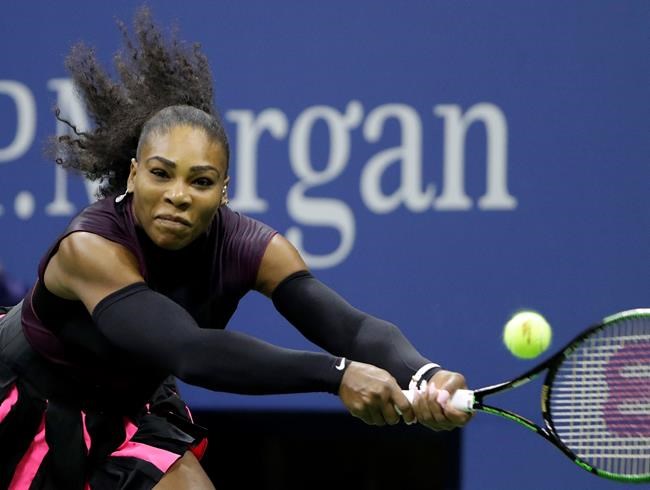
(503, 311), (552, 359)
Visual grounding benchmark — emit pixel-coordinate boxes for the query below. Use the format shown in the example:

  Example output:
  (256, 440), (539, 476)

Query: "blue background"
(1, 1), (648, 488)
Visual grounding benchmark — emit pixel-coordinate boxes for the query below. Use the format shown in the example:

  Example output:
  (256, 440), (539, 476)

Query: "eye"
(193, 177), (215, 188)
(150, 168), (169, 179)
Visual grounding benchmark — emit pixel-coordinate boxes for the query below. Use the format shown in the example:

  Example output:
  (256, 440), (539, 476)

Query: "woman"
(0, 8), (470, 489)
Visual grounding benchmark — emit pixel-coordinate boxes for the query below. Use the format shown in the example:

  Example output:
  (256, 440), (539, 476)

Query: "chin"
(147, 221), (196, 250)
(157, 238), (191, 250)
(147, 230), (189, 250)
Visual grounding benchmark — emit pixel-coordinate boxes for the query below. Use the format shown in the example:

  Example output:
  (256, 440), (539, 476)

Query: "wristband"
(408, 362), (440, 391)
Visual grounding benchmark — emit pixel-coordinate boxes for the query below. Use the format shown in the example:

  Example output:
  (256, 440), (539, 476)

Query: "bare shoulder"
(44, 232), (144, 311)
(255, 234), (308, 297)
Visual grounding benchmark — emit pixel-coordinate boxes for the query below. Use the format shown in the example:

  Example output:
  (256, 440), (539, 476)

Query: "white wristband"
(408, 362), (440, 392)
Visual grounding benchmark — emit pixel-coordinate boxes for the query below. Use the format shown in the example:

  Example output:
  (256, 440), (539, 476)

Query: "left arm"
(255, 236), (432, 386)
(255, 235), (470, 430)
(272, 270), (435, 388)
(256, 235), (437, 387)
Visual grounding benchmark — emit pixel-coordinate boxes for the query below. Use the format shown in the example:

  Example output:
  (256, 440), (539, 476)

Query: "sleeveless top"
(20, 195), (277, 379)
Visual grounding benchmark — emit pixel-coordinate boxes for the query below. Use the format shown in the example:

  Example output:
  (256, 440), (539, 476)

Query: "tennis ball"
(503, 310), (552, 359)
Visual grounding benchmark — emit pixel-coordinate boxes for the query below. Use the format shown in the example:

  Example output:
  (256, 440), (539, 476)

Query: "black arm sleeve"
(271, 271), (439, 388)
(92, 282), (344, 394)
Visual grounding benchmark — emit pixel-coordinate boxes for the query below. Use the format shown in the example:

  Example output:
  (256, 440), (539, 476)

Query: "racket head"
(543, 308), (650, 482)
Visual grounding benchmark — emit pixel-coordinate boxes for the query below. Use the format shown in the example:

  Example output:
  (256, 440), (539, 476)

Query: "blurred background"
(1, 1), (648, 488)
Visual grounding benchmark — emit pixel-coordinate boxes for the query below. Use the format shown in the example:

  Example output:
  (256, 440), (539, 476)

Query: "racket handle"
(449, 389), (475, 413)
(398, 389), (475, 413)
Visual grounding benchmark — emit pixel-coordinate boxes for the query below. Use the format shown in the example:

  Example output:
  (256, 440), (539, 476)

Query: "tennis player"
(0, 7), (471, 489)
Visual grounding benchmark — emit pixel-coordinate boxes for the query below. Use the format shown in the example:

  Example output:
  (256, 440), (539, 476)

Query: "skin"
(153, 451), (215, 490)
(43, 124), (470, 488)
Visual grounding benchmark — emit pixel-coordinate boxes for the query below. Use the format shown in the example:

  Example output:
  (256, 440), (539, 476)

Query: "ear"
(220, 176), (231, 206)
(126, 158), (138, 192)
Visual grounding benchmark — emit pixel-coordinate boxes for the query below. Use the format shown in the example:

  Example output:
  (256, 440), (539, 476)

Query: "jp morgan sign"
(1, 79), (516, 268)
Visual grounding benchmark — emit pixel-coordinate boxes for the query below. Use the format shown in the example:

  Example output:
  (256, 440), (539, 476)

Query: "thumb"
(436, 389), (450, 407)
(394, 389), (416, 425)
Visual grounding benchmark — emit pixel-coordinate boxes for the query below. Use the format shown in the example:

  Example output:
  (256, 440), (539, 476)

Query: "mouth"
(156, 214), (191, 227)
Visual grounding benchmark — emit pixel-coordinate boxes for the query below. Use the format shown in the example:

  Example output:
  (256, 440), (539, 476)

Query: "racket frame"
(468, 308), (650, 483)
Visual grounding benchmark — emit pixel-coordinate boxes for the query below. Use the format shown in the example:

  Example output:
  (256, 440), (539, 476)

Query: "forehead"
(141, 125), (227, 173)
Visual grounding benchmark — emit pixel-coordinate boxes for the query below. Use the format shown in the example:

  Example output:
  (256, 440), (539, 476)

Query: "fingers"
(413, 381), (455, 430)
(365, 387), (409, 426)
(341, 388), (399, 426)
(392, 390), (417, 425)
(442, 400), (473, 425)
(436, 389), (450, 406)
(381, 402), (402, 426)
(431, 370), (474, 425)
(435, 388), (473, 425)
(339, 361), (414, 426)
(349, 383), (468, 429)
(351, 397), (402, 426)
(407, 379), (472, 431)
(366, 406), (388, 426)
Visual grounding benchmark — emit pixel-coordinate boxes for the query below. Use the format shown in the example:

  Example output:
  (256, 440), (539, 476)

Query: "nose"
(164, 180), (191, 209)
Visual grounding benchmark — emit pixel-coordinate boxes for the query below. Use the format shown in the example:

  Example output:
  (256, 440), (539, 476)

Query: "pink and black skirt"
(0, 305), (208, 490)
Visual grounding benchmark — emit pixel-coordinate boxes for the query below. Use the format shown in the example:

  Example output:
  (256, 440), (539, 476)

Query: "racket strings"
(549, 314), (650, 477)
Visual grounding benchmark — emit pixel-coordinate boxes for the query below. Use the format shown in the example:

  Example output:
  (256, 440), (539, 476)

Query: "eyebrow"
(146, 155), (221, 177)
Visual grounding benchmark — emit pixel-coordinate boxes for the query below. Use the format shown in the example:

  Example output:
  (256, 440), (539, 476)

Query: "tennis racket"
(403, 308), (650, 483)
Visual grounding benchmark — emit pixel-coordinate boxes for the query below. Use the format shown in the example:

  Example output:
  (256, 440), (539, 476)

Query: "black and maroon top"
(21, 195), (276, 371)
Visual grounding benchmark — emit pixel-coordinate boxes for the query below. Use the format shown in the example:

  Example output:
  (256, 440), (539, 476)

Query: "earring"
(115, 189), (130, 203)
(221, 186), (229, 206)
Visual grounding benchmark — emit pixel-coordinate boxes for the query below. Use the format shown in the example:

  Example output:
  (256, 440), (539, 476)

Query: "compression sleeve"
(271, 271), (440, 388)
(92, 282), (345, 394)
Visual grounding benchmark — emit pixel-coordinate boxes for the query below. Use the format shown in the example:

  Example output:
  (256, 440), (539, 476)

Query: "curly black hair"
(51, 6), (229, 198)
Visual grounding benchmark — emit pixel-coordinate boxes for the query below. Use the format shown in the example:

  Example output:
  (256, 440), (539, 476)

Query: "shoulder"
(56, 232), (141, 282)
(256, 234), (308, 297)
(53, 196), (141, 276)
(216, 206), (276, 238)
(215, 206), (277, 257)
(45, 232), (143, 304)
(68, 197), (123, 231)
(62, 196), (144, 271)
(58, 231), (135, 262)
(211, 207), (290, 294)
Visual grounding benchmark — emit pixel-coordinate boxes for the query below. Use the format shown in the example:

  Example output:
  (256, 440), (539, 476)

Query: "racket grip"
(449, 389), (475, 412)
(397, 389), (475, 413)
(396, 389), (449, 413)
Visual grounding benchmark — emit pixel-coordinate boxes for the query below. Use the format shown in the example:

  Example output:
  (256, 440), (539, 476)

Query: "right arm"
(44, 232), (345, 394)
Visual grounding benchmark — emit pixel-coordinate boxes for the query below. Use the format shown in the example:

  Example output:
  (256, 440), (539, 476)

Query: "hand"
(410, 369), (473, 431)
(338, 361), (416, 426)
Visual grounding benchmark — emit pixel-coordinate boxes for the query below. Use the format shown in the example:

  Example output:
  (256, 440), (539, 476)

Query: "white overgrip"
(397, 388), (475, 414)
(449, 389), (475, 412)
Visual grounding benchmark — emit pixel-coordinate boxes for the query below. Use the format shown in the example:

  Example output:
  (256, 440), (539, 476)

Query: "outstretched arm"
(92, 281), (344, 394)
(272, 270), (435, 388)
(255, 234), (438, 387)
(256, 234), (470, 429)
(44, 232), (344, 395)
